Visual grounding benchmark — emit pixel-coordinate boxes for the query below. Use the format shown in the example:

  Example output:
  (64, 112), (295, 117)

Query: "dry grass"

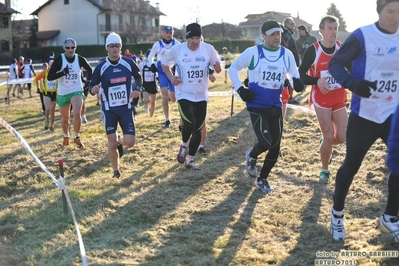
(0, 71), (398, 266)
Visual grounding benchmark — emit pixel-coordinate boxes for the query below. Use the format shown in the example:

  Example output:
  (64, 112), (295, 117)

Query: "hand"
(209, 75), (216, 83)
(284, 79), (290, 87)
(243, 78), (249, 87)
(237, 86), (255, 102)
(293, 77), (305, 92)
(62, 66), (69, 75)
(350, 79), (377, 98)
(213, 61), (222, 73)
(150, 64), (157, 73)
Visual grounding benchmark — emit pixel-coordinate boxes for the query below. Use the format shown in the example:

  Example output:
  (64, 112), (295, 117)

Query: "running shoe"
(144, 105), (149, 113)
(379, 215), (399, 242)
(113, 170), (121, 179)
(164, 120), (171, 128)
(185, 160), (200, 170)
(198, 147), (206, 154)
(245, 148), (257, 177)
(81, 115), (87, 123)
(73, 137), (84, 149)
(255, 178), (273, 194)
(330, 211), (346, 241)
(177, 145), (187, 164)
(319, 170), (330, 183)
(44, 121), (49, 130)
(49, 126), (54, 132)
(117, 135), (124, 158)
(63, 137), (70, 146)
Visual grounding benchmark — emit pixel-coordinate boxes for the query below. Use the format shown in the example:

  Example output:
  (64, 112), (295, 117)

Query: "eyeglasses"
(65, 46), (75, 50)
(108, 44), (121, 48)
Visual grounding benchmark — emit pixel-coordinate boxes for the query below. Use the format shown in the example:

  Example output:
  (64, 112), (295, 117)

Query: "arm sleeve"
(298, 45), (319, 85)
(229, 48), (253, 90)
(34, 71), (45, 88)
(146, 42), (159, 65)
(131, 62), (142, 87)
(31, 65), (36, 76)
(328, 33), (362, 88)
(79, 55), (93, 81)
(47, 56), (64, 80)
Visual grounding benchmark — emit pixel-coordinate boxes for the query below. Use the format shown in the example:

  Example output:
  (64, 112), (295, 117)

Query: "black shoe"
(113, 170), (121, 179)
(164, 120), (170, 128)
(198, 147), (206, 154)
(117, 135), (124, 158)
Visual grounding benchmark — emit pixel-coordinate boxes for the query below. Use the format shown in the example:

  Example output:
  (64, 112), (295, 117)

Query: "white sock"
(332, 208), (344, 217)
(384, 214), (397, 221)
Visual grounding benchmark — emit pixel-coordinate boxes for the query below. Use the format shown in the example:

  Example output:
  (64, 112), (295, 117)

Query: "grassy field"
(0, 70), (398, 266)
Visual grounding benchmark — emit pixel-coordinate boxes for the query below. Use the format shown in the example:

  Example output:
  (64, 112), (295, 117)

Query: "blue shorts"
(157, 61), (175, 92)
(102, 106), (136, 135)
(158, 71), (175, 92)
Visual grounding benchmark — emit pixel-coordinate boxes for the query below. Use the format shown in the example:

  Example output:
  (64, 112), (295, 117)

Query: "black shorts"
(143, 84), (158, 94)
(44, 91), (57, 101)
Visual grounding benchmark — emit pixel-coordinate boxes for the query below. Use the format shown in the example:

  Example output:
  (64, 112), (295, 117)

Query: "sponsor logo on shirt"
(110, 77), (127, 84)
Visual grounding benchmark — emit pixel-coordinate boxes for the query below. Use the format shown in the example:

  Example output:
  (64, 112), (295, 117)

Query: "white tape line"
(7, 78), (34, 84)
(286, 104), (316, 115)
(0, 117), (88, 266)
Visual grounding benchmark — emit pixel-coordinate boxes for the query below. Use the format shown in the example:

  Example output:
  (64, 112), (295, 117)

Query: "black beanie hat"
(186, 23), (202, 39)
(377, 0), (399, 13)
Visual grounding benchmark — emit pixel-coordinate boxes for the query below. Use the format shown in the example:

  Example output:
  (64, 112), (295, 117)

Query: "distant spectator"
(282, 17), (300, 66)
(48, 52), (55, 62)
(296, 24), (317, 63)
(23, 58), (36, 97)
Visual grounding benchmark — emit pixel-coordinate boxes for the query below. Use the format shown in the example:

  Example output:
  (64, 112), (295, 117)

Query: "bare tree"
(110, 0), (158, 44)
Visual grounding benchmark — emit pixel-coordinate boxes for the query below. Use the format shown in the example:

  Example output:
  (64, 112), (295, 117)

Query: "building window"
(64, 0), (69, 5)
(1, 40), (10, 51)
(0, 16), (9, 28)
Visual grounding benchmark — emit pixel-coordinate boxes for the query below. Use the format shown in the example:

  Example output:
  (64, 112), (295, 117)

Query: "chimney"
(5, 0), (10, 7)
(156, 2), (160, 11)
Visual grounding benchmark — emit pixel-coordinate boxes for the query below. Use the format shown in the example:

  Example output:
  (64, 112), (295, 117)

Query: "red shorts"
(310, 87), (347, 111)
(281, 86), (291, 104)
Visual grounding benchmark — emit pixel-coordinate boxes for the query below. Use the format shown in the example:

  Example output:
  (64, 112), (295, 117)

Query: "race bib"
(185, 65), (205, 84)
(320, 70), (342, 90)
(259, 61), (284, 89)
(144, 71), (155, 82)
(371, 70), (399, 100)
(108, 84), (128, 107)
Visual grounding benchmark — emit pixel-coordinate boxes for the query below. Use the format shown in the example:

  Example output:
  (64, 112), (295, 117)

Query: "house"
(31, 0), (165, 47)
(239, 11), (313, 44)
(0, 0), (20, 57)
(12, 19), (38, 49)
(239, 11), (351, 44)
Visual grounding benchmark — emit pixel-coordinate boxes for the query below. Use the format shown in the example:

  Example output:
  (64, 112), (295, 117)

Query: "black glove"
(150, 63), (157, 73)
(243, 78), (249, 87)
(62, 66), (69, 75)
(237, 86), (255, 102)
(83, 80), (90, 90)
(284, 79), (290, 87)
(349, 79), (377, 98)
(292, 77), (305, 92)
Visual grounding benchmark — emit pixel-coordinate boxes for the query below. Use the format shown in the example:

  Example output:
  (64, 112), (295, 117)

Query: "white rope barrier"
(208, 89), (316, 116)
(0, 117), (88, 266)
